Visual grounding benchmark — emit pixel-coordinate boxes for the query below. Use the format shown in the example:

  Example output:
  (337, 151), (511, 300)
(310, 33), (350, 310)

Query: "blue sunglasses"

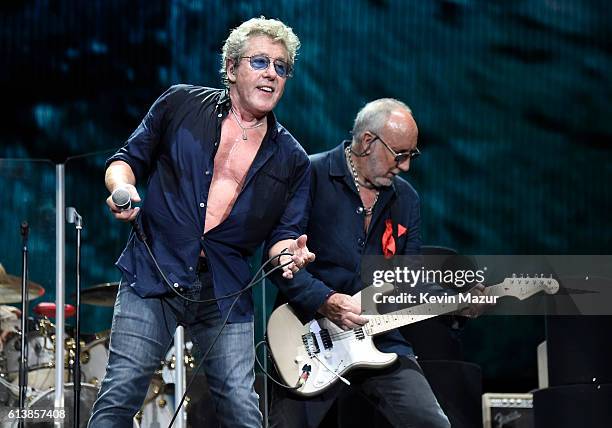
(240, 55), (293, 78)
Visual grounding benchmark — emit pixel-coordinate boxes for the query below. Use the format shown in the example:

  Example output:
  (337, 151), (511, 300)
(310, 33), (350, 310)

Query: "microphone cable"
(132, 218), (294, 304)
(254, 340), (310, 391)
(129, 218), (297, 426)
(166, 254), (292, 427)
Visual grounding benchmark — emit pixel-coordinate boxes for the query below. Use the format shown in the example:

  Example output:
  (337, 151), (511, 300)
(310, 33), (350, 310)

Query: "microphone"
(111, 187), (132, 211)
(110, 187), (145, 241)
(20, 221), (29, 239)
(20, 221), (29, 247)
(66, 207), (83, 228)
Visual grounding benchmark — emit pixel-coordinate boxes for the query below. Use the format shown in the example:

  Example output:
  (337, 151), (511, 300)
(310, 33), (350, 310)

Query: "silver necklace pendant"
(231, 107), (263, 141)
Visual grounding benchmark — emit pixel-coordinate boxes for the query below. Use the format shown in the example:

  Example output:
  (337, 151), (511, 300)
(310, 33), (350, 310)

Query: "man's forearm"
(105, 160), (136, 192)
(268, 239), (293, 265)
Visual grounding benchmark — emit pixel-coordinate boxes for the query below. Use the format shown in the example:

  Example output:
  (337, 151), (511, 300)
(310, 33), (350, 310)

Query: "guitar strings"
(328, 328), (367, 340)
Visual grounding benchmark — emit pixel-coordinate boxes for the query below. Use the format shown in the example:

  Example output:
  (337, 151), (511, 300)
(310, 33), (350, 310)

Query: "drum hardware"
(138, 375), (177, 428)
(79, 332), (109, 387)
(162, 341), (195, 385)
(4, 317), (74, 391)
(18, 219), (30, 426)
(165, 354), (195, 371)
(0, 373), (35, 402)
(33, 302), (76, 319)
(79, 348), (90, 365)
(134, 409), (143, 425)
(65, 337), (87, 369)
(0, 223), (45, 425)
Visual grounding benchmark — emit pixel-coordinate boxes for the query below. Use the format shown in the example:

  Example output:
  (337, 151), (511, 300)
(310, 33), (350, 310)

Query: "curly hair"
(220, 16), (300, 88)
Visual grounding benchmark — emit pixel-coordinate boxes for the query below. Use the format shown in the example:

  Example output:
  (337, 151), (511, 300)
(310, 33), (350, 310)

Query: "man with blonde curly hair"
(89, 17), (313, 427)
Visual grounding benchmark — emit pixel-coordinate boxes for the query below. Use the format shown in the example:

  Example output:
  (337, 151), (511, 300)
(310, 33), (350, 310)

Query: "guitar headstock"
(500, 275), (559, 300)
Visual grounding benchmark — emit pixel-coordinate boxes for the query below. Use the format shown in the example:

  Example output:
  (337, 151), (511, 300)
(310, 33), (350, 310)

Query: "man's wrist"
(325, 290), (337, 301)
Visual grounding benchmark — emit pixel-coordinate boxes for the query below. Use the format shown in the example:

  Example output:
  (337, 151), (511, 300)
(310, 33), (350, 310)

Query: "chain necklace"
(345, 145), (379, 216)
(230, 108), (265, 140)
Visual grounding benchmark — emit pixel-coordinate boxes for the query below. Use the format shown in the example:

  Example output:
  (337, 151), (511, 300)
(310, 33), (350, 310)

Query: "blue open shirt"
(107, 85), (310, 322)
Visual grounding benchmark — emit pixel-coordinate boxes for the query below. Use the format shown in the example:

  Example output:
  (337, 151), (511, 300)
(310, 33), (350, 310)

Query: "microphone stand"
(66, 207), (82, 427)
(18, 221), (29, 428)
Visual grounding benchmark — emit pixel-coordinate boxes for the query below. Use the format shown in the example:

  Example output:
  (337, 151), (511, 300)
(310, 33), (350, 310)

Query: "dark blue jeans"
(88, 269), (261, 427)
(269, 355), (450, 428)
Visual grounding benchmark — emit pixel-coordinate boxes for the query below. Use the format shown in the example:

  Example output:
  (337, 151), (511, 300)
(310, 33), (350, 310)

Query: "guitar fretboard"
(362, 281), (537, 336)
(363, 299), (463, 336)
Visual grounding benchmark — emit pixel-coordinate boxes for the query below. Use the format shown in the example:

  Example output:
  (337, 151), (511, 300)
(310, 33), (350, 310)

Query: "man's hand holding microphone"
(107, 184), (141, 221)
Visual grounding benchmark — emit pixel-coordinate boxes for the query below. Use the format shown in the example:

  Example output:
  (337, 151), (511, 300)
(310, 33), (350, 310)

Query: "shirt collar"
(216, 88), (231, 107)
(329, 140), (351, 177)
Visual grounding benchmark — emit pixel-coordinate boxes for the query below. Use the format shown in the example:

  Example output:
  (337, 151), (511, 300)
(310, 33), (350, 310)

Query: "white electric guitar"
(266, 275), (559, 397)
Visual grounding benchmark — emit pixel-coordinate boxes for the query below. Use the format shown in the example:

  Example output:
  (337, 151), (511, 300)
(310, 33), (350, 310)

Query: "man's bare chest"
(214, 122), (265, 185)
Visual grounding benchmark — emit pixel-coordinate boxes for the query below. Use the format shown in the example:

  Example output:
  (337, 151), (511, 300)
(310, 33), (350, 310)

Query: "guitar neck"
(363, 286), (502, 336)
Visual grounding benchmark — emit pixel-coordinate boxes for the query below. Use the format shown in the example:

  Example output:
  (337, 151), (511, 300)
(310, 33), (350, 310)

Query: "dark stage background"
(1, 0), (610, 394)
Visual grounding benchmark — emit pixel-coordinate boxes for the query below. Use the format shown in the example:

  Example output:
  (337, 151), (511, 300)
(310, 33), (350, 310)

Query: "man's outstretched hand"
(278, 234), (316, 279)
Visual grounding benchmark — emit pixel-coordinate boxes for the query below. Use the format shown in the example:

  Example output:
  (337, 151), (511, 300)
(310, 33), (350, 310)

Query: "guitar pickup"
(354, 328), (365, 340)
(320, 329), (333, 350)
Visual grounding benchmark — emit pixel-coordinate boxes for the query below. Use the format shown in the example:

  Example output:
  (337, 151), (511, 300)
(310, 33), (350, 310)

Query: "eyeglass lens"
(249, 55), (290, 77)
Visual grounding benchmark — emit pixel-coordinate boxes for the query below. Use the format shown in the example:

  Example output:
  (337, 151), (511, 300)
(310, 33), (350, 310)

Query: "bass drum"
(11, 367), (69, 392)
(26, 383), (99, 428)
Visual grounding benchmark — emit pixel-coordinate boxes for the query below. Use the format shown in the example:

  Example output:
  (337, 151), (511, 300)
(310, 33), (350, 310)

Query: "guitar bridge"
(302, 332), (320, 356)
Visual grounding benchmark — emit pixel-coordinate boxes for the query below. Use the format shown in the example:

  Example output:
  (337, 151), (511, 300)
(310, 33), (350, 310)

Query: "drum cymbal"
(80, 282), (119, 307)
(0, 264), (45, 304)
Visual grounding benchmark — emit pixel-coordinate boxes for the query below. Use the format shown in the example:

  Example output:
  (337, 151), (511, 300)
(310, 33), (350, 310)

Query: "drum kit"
(0, 271), (196, 427)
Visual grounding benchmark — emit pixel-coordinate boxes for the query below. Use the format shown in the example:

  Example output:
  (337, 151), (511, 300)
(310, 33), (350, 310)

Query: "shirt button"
(173, 282), (179, 288)
(217, 113), (222, 118)
(188, 266), (194, 272)
(199, 202), (205, 208)
(205, 170), (211, 175)
(357, 238), (365, 247)
(200, 236), (205, 241)
(356, 207), (364, 214)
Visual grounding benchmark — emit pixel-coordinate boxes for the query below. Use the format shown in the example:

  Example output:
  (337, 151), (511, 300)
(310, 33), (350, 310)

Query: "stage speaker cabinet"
(482, 393), (533, 428)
